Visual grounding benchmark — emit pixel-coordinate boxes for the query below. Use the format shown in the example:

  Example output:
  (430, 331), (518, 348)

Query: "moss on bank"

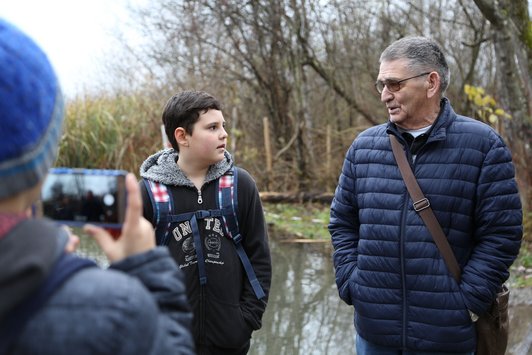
(264, 203), (330, 240)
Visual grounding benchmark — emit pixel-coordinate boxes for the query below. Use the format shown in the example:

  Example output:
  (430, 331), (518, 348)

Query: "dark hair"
(380, 36), (450, 96)
(162, 91), (222, 151)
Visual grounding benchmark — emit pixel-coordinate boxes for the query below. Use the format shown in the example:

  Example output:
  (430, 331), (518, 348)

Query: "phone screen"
(41, 168), (127, 229)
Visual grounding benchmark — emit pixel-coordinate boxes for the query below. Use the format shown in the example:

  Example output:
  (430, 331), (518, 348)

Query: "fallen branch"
(260, 191), (334, 204)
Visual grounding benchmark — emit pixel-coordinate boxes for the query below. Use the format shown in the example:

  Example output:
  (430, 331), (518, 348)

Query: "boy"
(0, 19), (194, 354)
(140, 90), (272, 355)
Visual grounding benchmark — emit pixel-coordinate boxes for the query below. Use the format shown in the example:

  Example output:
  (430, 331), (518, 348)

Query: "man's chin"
(389, 115), (398, 123)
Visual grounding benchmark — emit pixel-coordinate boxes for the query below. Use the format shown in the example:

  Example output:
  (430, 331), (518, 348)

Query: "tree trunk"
(473, 0), (532, 209)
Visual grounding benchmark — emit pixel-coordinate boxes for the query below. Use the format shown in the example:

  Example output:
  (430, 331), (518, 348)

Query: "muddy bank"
(508, 287), (532, 355)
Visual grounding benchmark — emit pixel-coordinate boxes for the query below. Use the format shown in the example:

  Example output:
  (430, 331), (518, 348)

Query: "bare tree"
(105, 0), (530, 199)
(472, 0), (531, 209)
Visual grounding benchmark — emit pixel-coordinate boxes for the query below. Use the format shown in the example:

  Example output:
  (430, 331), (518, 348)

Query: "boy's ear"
(174, 127), (189, 147)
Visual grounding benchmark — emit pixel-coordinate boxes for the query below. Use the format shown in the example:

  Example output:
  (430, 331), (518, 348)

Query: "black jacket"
(140, 149), (271, 350)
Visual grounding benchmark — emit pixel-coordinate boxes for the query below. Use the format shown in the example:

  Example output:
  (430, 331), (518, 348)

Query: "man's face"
(377, 59), (433, 129)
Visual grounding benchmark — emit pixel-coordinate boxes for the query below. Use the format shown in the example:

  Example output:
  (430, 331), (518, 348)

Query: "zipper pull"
(197, 189), (203, 204)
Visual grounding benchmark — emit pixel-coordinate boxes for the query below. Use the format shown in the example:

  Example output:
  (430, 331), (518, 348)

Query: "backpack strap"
(190, 214), (207, 286)
(143, 179), (173, 246)
(218, 168), (265, 299)
(0, 253), (96, 354)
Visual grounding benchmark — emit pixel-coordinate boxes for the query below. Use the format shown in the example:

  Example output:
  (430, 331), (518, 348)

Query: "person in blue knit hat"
(0, 19), (195, 354)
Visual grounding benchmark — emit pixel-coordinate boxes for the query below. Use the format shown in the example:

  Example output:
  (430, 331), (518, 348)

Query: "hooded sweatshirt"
(140, 149), (271, 350)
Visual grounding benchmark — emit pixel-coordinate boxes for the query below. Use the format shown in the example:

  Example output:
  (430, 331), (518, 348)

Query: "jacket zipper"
(197, 188), (203, 204)
(400, 145), (416, 349)
(400, 194), (408, 348)
(199, 285), (206, 346)
(194, 183), (205, 347)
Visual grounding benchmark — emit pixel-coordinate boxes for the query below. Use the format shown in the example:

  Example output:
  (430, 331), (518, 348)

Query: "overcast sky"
(3, 1), (531, 97)
(0, 0), (133, 98)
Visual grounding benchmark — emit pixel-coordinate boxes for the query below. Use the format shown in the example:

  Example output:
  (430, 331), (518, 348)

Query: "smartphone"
(41, 168), (127, 229)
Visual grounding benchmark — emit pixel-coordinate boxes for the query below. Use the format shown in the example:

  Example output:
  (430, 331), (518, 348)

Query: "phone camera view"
(41, 168), (127, 228)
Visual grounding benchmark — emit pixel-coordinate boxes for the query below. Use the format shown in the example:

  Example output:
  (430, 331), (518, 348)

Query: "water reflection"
(249, 239), (355, 355)
(76, 232), (531, 355)
(507, 289), (532, 355)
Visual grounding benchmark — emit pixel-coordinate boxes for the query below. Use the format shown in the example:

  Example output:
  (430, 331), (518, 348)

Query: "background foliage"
(59, 0), (531, 215)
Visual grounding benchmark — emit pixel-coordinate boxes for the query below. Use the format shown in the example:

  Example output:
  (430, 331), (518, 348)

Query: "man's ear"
(174, 127), (189, 147)
(426, 72), (440, 98)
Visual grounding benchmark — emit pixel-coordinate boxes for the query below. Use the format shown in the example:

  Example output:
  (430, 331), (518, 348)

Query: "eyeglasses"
(374, 72), (431, 94)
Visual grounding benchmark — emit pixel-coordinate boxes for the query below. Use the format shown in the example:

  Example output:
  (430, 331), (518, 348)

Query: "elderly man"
(329, 36), (522, 354)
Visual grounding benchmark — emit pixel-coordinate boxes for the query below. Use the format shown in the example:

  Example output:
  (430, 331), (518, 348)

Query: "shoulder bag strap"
(389, 134), (461, 283)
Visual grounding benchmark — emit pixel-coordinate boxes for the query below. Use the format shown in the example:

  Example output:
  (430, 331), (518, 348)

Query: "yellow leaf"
(488, 114), (498, 123)
(495, 108), (505, 115)
(464, 84), (471, 95)
(483, 96), (496, 106)
(474, 95), (484, 106)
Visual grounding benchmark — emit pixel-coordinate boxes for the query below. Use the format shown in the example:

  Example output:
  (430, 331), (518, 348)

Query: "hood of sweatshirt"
(0, 218), (68, 321)
(139, 148), (234, 187)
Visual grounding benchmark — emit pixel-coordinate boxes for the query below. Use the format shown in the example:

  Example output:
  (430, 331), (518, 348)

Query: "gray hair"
(380, 36), (450, 96)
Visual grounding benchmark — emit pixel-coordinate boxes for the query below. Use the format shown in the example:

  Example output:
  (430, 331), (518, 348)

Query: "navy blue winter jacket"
(329, 99), (522, 352)
(1, 219), (195, 355)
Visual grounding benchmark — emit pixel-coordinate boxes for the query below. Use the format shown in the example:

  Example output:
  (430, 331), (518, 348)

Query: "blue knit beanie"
(0, 19), (64, 200)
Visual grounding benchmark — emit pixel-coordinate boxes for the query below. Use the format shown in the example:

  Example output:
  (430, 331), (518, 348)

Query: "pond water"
(76, 233), (532, 355)
(249, 239), (355, 355)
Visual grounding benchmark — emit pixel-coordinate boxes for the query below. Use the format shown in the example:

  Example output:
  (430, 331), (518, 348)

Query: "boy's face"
(184, 109), (227, 166)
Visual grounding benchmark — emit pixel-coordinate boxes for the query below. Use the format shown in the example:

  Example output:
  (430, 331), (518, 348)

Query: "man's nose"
(380, 86), (393, 102)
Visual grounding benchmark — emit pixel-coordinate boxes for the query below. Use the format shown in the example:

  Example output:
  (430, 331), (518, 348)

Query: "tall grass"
(57, 92), (532, 217)
(57, 93), (163, 175)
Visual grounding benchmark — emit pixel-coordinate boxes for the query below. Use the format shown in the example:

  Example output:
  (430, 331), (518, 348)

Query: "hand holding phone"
(84, 173), (156, 263)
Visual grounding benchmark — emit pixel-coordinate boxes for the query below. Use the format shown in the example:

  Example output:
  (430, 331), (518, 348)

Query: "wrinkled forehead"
(377, 59), (413, 80)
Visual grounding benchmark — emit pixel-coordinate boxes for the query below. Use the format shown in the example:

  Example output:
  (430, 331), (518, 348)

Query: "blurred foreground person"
(0, 19), (194, 355)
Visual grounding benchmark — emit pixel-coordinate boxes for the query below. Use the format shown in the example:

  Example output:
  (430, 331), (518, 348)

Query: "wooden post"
(230, 106), (238, 153)
(263, 117), (273, 189)
(326, 124), (331, 171)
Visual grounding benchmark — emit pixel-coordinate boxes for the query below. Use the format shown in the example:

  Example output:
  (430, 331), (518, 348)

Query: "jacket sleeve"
(236, 168), (272, 331)
(459, 135), (523, 315)
(110, 247), (195, 355)
(329, 143), (360, 305)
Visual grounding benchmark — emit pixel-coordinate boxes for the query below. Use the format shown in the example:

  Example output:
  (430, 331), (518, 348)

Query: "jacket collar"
(386, 98), (455, 144)
(139, 149), (234, 187)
